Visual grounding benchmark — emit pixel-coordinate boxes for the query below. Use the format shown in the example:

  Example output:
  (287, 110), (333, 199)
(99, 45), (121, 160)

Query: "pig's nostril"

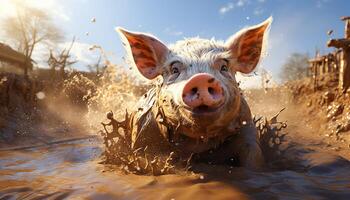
(208, 87), (214, 95)
(191, 87), (198, 95)
(182, 73), (225, 109)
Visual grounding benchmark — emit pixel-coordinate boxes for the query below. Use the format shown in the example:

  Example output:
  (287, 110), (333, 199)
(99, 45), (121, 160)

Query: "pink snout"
(182, 73), (225, 110)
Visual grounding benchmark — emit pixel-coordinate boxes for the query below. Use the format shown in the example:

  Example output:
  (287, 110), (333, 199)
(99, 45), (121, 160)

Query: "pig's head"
(117, 17), (272, 140)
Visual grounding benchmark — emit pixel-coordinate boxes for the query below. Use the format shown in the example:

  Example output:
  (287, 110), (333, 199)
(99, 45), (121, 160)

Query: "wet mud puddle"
(1, 139), (350, 200)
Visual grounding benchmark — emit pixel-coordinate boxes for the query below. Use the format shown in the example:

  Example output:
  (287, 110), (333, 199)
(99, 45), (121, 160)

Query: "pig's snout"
(182, 73), (224, 110)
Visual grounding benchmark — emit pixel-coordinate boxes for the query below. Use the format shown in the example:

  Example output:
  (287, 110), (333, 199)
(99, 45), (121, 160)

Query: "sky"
(0, 0), (349, 87)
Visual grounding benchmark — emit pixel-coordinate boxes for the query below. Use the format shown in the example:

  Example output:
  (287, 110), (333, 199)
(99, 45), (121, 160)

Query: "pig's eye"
(167, 61), (182, 83)
(220, 64), (229, 72)
(171, 67), (179, 74)
(170, 61), (182, 75)
(218, 59), (229, 73)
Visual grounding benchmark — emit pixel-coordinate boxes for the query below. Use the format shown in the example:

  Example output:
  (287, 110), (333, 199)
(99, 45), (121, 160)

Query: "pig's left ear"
(116, 27), (169, 79)
(225, 17), (272, 74)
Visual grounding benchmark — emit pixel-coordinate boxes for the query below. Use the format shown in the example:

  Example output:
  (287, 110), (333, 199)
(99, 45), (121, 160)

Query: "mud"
(1, 84), (350, 199)
(1, 135), (350, 199)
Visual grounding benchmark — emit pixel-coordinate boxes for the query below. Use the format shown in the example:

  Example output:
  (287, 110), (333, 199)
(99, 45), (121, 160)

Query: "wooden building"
(308, 16), (350, 91)
(0, 43), (33, 75)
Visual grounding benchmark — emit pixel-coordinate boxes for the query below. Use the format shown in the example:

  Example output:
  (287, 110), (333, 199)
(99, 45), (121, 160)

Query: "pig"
(116, 17), (272, 169)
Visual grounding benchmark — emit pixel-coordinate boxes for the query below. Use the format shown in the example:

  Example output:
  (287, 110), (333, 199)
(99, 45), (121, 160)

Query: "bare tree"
(88, 55), (107, 75)
(2, 4), (63, 76)
(280, 53), (309, 82)
(48, 37), (77, 79)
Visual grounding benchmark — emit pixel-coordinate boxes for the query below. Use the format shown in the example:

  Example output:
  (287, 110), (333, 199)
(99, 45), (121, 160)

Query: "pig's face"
(117, 17), (272, 139)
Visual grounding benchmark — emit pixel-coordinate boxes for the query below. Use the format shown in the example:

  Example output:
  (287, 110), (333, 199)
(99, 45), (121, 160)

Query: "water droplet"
(36, 91), (46, 100)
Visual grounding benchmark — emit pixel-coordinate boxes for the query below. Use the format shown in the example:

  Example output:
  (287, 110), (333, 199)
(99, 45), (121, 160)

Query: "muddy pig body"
(117, 17), (272, 169)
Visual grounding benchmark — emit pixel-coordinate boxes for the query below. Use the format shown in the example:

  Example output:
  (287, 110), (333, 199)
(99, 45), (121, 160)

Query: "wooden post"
(341, 48), (350, 90)
(314, 63), (317, 90)
(342, 16), (350, 39)
(341, 17), (350, 91)
(314, 62), (318, 91)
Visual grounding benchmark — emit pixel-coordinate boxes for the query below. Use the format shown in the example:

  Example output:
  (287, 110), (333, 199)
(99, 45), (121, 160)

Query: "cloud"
(164, 27), (184, 36)
(257, 0), (265, 3)
(219, 0), (251, 15)
(237, 0), (249, 7)
(170, 31), (183, 36)
(253, 7), (264, 15)
(219, 2), (234, 14)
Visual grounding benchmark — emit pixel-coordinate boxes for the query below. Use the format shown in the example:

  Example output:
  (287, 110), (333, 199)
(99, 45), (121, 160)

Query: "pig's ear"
(225, 17), (272, 74)
(116, 27), (169, 79)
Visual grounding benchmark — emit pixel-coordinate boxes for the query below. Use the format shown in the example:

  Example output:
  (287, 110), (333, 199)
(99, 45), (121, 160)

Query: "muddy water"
(1, 139), (350, 200)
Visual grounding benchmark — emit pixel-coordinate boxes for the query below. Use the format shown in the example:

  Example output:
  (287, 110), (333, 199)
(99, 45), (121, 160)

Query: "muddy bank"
(284, 78), (350, 160)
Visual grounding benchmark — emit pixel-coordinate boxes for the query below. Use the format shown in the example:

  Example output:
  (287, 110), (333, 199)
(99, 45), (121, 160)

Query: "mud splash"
(99, 108), (288, 175)
(85, 65), (149, 131)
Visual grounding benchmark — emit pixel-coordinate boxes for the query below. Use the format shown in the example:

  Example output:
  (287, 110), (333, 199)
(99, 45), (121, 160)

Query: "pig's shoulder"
(238, 97), (253, 122)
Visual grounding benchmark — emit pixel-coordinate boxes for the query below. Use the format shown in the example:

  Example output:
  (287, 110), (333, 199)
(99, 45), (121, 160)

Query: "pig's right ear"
(116, 27), (169, 79)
